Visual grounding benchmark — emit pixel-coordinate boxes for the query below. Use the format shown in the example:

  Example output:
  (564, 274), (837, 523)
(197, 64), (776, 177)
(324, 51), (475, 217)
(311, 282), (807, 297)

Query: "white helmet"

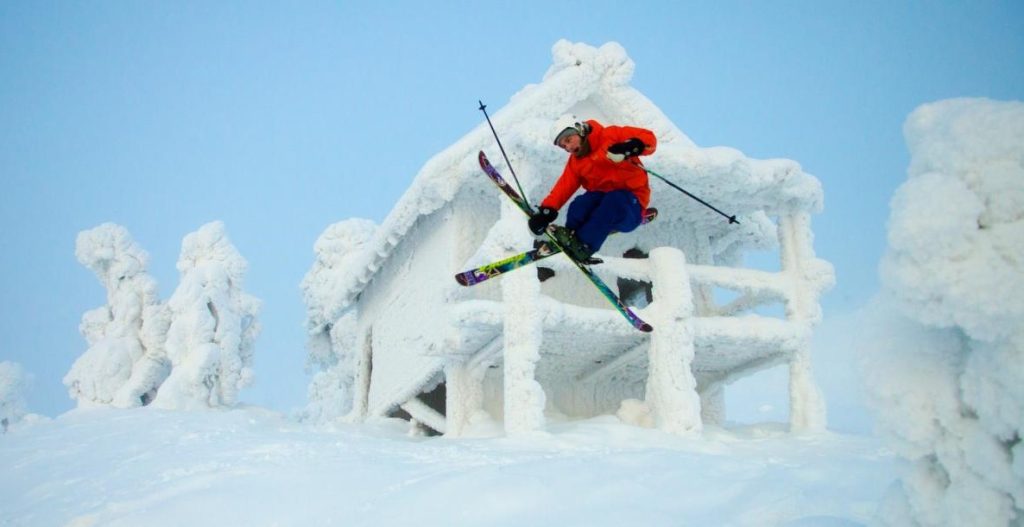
(551, 114), (588, 146)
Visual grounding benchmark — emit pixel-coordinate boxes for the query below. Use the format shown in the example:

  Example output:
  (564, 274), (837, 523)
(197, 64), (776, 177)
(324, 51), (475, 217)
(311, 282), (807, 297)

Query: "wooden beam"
(576, 341), (649, 384)
(401, 397), (447, 435)
(467, 335), (503, 373)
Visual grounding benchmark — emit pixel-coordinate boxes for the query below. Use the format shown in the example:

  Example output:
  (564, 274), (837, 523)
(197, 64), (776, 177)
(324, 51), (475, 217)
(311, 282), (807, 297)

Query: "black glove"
(528, 207), (557, 235)
(606, 138), (645, 162)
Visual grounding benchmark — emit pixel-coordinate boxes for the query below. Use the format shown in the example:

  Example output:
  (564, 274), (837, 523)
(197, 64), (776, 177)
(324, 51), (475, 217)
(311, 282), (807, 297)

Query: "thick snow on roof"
(326, 40), (824, 313)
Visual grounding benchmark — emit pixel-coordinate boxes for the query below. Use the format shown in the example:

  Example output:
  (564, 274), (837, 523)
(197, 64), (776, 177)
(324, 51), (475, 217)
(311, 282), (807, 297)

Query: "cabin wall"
(360, 205), (460, 417)
(449, 185), (505, 305)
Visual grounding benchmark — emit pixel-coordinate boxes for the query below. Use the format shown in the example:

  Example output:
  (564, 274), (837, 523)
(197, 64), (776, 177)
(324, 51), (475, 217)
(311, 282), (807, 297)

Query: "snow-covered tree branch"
(0, 361), (30, 433)
(153, 222), (261, 410)
(864, 98), (1024, 526)
(299, 219), (377, 423)
(65, 224), (169, 408)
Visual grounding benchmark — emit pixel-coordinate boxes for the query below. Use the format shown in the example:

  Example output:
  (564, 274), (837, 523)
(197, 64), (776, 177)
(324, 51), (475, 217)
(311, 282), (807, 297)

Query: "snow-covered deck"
(449, 298), (802, 388)
(431, 220), (832, 437)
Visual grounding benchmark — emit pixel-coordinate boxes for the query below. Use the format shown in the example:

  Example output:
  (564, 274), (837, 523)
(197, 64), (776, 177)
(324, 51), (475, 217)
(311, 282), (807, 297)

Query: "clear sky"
(2, 1), (1022, 416)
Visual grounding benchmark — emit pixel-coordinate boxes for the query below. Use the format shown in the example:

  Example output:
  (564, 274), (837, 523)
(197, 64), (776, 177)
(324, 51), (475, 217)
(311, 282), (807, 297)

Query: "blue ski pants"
(564, 190), (643, 252)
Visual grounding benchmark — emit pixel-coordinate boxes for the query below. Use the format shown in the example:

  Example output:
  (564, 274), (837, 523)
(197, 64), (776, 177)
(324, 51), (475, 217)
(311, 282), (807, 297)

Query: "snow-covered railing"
(443, 210), (832, 437)
(534, 254), (792, 320)
(598, 260), (790, 314)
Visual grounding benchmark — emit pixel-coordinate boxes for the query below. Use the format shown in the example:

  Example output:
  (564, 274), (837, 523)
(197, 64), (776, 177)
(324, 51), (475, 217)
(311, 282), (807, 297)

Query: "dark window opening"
(617, 247), (653, 306)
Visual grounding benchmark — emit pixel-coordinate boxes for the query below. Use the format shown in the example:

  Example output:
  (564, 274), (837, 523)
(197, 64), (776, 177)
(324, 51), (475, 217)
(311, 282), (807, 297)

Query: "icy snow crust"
(0, 408), (897, 527)
(863, 98), (1024, 526)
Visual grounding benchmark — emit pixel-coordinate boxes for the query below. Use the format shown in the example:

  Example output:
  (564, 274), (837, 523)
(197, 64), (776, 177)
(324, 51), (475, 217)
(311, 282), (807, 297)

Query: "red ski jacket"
(540, 120), (657, 211)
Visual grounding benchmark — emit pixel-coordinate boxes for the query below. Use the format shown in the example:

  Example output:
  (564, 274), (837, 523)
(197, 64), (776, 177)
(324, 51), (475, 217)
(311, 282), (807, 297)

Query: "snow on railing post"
(699, 383), (726, 426)
(499, 206), (546, 436)
(779, 212), (828, 433)
(444, 360), (485, 437)
(645, 247), (702, 435)
(690, 227), (717, 316)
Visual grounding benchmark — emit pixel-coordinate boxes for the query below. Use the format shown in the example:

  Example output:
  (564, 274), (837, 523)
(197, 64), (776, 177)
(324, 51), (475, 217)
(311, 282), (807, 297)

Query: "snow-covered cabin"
(305, 41), (833, 436)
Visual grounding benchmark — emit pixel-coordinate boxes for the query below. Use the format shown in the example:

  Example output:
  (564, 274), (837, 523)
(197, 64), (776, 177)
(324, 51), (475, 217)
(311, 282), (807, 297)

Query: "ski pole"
(645, 168), (739, 224)
(477, 100), (533, 212)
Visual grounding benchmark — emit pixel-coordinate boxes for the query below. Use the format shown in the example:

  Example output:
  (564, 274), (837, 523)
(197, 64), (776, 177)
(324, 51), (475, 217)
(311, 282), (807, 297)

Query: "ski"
(454, 207), (658, 286)
(455, 244), (559, 286)
(474, 151), (654, 333)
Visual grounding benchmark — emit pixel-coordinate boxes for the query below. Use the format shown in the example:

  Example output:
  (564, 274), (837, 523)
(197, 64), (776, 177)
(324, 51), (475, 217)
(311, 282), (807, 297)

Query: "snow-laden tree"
(65, 224), (169, 408)
(152, 222), (261, 410)
(299, 219), (377, 423)
(863, 98), (1024, 526)
(0, 361), (30, 433)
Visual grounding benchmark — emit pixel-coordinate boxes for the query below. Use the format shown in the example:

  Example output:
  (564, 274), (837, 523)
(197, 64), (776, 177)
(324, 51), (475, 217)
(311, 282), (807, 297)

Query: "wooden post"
(700, 383), (726, 426)
(645, 247), (702, 435)
(691, 228), (717, 317)
(495, 191), (546, 436)
(345, 325), (373, 423)
(444, 361), (484, 437)
(778, 212), (828, 433)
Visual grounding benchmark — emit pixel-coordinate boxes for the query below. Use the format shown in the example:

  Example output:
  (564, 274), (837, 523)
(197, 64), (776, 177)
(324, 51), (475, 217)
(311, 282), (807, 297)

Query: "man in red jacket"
(528, 116), (657, 264)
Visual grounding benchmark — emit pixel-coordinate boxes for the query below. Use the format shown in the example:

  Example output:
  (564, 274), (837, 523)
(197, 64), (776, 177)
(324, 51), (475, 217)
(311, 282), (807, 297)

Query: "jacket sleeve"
(540, 163), (582, 211)
(605, 125), (657, 156)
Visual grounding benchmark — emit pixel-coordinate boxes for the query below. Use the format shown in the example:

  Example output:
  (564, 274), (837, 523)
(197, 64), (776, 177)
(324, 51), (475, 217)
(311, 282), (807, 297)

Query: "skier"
(527, 115), (657, 264)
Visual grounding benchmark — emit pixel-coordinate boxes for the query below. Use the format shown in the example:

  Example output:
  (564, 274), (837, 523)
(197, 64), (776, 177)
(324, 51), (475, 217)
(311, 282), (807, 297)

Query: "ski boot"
(545, 225), (603, 265)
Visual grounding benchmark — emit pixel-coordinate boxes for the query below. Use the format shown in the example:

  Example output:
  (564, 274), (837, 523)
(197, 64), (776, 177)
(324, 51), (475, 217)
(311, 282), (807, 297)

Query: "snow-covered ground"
(1, 408), (896, 527)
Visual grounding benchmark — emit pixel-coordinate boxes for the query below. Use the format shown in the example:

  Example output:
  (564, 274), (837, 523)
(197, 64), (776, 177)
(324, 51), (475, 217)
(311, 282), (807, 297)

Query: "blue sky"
(2, 1), (1022, 416)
